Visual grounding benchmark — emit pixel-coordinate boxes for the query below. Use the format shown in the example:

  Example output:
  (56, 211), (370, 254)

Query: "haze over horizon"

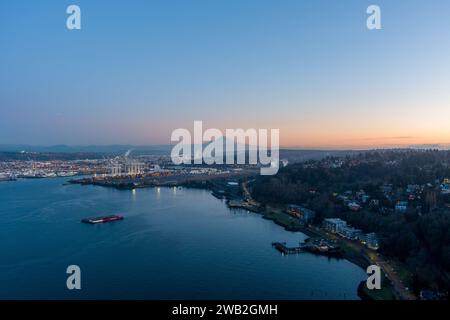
(1, 143), (450, 153)
(1, 0), (450, 148)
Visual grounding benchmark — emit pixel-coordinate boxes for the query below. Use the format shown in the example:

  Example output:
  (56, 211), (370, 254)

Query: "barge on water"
(81, 215), (124, 224)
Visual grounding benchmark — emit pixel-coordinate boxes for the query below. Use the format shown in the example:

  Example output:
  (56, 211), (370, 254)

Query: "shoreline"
(65, 176), (394, 300)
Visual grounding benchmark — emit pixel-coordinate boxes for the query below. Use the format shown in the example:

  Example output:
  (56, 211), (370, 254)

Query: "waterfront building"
(323, 218), (366, 242)
(359, 232), (379, 250)
(337, 225), (362, 240)
(323, 218), (347, 233)
(287, 205), (315, 224)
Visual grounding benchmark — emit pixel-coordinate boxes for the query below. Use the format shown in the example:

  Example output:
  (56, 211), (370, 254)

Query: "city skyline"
(1, 0), (450, 148)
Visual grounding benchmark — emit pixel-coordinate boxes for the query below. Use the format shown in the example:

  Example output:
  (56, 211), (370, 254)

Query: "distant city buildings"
(110, 165), (121, 176)
(280, 159), (289, 167)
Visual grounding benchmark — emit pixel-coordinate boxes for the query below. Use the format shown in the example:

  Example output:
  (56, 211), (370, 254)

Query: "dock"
(272, 240), (344, 257)
(271, 242), (306, 254)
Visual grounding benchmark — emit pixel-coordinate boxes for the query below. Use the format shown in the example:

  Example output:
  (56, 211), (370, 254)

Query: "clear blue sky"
(1, 0), (449, 147)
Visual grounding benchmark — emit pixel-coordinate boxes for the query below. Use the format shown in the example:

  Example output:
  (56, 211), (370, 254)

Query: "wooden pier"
(272, 241), (344, 258)
(271, 242), (306, 254)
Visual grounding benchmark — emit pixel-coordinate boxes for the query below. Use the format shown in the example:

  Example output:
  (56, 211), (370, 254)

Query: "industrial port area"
(0, 151), (259, 185)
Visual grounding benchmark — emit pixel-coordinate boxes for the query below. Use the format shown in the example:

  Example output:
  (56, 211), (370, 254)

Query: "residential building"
(406, 184), (420, 194)
(323, 218), (365, 242)
(395, 201), (408, 213)
(338, 225), (362, 240)
(287, 205), (315, 224)
(323, 218), (347, 233)
(348, 201), (361, 212)
(360, 232), (379, 250)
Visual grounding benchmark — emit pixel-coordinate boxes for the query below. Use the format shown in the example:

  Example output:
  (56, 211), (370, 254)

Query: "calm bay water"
(0, 177), (366, 299)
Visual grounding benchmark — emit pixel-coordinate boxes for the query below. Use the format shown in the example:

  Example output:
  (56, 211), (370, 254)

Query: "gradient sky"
(1, 0), (450, 148)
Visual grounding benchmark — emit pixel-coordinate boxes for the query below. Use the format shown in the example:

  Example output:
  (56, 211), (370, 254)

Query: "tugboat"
(81, 215), (124, 224)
